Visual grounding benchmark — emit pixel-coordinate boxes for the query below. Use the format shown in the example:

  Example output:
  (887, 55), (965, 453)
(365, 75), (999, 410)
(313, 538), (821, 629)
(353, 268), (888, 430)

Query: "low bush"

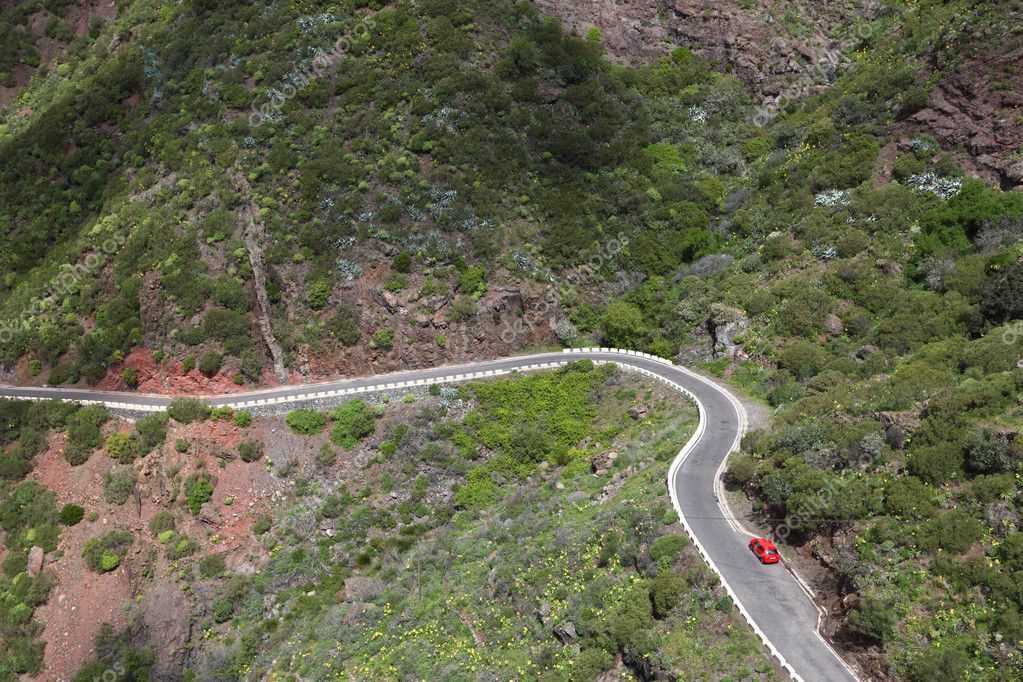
(198, 553), (226, 578)
(148, 510), (175, 536)
(167, 398), (210, 424)
(238, 439), (264, 463)
(330, 400), (376, 448)
(286, 409), (326, 435)
(58, 504), (85, 526)
(102, 466), (136, 505)
(82, 531), (132, 572)
(184, 472), (216, 515)
(650, 571), (685, 618)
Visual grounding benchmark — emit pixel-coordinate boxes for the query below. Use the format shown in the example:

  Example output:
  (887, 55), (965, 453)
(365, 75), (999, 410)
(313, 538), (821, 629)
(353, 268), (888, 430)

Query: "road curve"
(0, 348), (859, 682)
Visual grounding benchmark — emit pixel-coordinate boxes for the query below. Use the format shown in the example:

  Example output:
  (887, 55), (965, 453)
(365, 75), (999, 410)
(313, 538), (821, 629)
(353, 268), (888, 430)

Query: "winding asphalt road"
(0, 348), (859, 682)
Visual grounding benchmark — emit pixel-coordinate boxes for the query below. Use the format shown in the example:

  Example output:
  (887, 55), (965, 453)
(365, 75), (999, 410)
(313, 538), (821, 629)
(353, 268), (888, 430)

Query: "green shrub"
(102, 466), (136, 505)
(650, 571), (685, 618)
(62, 443), (92, 467)
(198, 351), (223, 377)
(316, 444), (338, 467)
(47, 364), (78, 386)
(82, 531), (132, 572)
(649, 534), (688, 570)
(134, 413), (169, 454)
(198, 553), (226, 578)
(320, 494), (347, 519)
(66, 405), (109, 449)
(330, 400), (376, 448)
(184, 472), (216, 515)
(328, 306), (361, 347)
(307, 279), (332, 310)
(148, 510), (175, 536)
(167, 398), (210, 424)
(233, 411), (253, 428)
(212, 597), (233, 623)
(122, 367), (139, 389)
(849, 591), (897, 644)
(58, 504), (85, 526)
(964, 428), (1012, 474)
(238, 439), (264, 463)
(883, 477), (938, 519)
(601, 301), (646, 348)
(252, 514), (272, 535)
(570, 648), (612, 682)
(915, 508), (985, 554)
(286, 409), (326, 435)
(392, 251), (412, 273)
(453, 468), (499, 509)
(906, 444), (964, 485)
(105, 431), (135, 463)
(371, 328), (395, 351)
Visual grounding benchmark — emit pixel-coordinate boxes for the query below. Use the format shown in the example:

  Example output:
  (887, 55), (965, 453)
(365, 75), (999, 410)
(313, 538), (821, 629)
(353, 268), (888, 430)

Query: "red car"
(749, 537), (780, 564)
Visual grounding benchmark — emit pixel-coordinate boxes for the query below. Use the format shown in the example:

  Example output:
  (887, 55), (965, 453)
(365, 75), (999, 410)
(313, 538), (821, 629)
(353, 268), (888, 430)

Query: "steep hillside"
(1, 364), (779, 681)
(1, 0), (1022, 680)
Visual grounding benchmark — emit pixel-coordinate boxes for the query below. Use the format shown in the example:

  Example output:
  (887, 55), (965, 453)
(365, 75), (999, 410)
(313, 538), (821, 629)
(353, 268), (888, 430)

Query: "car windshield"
(766, 549), (778, 555)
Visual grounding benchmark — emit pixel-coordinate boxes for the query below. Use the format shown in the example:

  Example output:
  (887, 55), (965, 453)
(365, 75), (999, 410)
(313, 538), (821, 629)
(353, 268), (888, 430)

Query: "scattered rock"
(823, 314), (845, 337)
(27, 546), (44, 577)
(553, 621), (579, 644)
(875, 411), (920, 449)
(590, 451), (618, 475)
(341, 576), (384, 602)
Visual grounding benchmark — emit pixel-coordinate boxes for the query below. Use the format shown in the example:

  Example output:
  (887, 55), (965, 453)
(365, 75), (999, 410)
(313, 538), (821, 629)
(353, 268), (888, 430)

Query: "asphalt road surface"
(0, 348), (860, 682)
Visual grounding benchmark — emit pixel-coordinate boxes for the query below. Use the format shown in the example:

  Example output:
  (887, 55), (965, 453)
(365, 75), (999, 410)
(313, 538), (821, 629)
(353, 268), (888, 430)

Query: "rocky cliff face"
(535, 0), (1023, 189)
(902, 47), (1023, 190)
(533, 0), (878, 102)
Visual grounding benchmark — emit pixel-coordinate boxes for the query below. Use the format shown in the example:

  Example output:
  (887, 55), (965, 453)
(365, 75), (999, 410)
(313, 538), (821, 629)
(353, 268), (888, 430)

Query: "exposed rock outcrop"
(534, 0), (878, 101)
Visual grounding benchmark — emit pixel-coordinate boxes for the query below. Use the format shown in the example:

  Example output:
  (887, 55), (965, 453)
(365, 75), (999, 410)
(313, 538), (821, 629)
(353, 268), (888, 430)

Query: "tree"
(601, 301), (646, 348)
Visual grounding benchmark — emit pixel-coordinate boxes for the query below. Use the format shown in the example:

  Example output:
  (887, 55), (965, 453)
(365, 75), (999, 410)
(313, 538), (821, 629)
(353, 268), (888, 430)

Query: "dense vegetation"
(131, 363), (773, 680)
(0, 0), (1021, 678)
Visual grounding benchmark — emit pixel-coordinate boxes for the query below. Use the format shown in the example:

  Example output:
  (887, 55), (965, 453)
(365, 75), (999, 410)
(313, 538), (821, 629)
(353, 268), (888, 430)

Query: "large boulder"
(26, 546), (44, 577)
